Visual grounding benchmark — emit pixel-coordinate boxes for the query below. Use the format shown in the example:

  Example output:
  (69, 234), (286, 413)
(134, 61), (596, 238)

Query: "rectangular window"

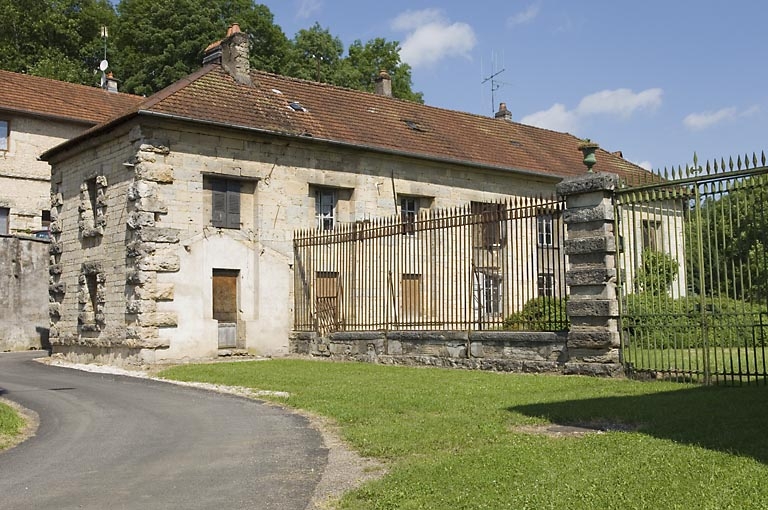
(86, 177), (98, 217)
(86, 273), (99, 316)
(210, 178), (241, 229)
(474, 270), (502, 316)
(315, 189), (336, 231)
(537, 215), (553, 246)
(400, 273), (422, 319)
(0, 120), (8, 151)
(400, 197), (418, 235)
(538, 273), (555, 297)
(42, 210), (51, 228)
(642, 220), (661, 251)
(0, 207), (8, 234)
(471, 202), (506, 248)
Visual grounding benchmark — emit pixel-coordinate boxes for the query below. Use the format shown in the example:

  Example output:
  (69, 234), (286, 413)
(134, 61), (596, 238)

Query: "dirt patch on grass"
(513, 421), (640, 438)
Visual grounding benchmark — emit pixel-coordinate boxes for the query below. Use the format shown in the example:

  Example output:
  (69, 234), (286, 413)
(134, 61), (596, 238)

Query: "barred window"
(401, 197), (418, 235)
(537, 215), (553, 246)
(537, 273), (555, 297)
(471, 202), (506, 248)
(315, 188), (337, 231)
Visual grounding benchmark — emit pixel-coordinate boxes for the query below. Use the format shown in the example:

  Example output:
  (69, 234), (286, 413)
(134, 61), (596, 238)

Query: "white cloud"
(392, 8), (443, 31)
(577, 88), (663, 117)
(392, 9), (477, 68)
(521, 87), (663, 133)
(520, 103), (578, 133)
(683, 104), (760, 130)
(296, 0), (322, 19)
(507, 4), (540, 27)
(634, 160), (653, 171)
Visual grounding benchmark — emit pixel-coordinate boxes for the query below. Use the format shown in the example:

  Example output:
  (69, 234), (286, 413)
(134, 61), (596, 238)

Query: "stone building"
(0, 70), (141, 235)
(42, 26), (649, 363)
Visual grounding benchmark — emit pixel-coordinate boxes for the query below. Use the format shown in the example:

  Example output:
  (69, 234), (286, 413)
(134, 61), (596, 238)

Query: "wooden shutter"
(211, 179), (227, 228)
(226, 180), (241, 229)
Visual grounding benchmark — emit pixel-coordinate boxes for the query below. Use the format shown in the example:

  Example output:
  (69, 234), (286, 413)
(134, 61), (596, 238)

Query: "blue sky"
(261, 0), (766, 172)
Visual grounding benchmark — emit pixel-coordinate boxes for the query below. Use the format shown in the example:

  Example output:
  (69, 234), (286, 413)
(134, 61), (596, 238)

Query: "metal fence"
(616, 153), (768, 385)
(294, 196), (567, 335)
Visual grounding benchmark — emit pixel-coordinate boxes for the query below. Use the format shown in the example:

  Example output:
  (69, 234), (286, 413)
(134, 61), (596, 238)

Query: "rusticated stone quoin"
(557, 171), (624, 377)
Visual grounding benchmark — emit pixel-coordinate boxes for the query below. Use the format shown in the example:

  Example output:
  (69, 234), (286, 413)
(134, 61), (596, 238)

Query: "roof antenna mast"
(481, 67), (506, 115)
(99, 26), (109, 88)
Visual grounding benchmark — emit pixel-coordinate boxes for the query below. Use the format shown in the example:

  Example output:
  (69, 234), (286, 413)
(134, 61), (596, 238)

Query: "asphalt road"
(0, 352), (328, 510)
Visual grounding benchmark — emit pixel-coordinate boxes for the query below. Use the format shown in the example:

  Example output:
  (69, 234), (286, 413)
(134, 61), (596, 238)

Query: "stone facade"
(0, 235), (49, 351)
(0, 115), (88, 234)
(46, 117), (560, 364)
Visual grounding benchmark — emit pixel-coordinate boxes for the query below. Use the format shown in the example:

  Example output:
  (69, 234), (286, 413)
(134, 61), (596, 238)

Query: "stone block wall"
(291, 330), (567, 372)
(0, 235), (49, 351)
(0, 115), (87, 233)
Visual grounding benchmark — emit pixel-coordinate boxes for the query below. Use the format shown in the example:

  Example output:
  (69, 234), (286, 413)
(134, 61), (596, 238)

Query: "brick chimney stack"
(494, 102), (512, 121)
(203, 23), (252, 86)
(374, 69), (392, 97)
(104, 72), (119, 93)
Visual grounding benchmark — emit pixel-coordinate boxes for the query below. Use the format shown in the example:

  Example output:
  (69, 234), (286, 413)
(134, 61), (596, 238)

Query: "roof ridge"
(0, 69), (141, 99)
(246, 68), (590, 140)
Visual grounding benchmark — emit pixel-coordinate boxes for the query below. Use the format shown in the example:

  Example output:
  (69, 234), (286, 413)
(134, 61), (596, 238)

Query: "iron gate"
(615, 153), (768, 384)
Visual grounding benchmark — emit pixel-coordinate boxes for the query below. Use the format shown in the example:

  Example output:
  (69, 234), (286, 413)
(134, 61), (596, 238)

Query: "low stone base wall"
(51, 345), (145, 367)
(289, 330), (602, 374)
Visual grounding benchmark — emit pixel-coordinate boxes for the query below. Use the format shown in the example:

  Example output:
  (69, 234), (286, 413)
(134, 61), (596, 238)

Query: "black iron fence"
(294, 196), (568, 335)
(616, 153), (768, 384)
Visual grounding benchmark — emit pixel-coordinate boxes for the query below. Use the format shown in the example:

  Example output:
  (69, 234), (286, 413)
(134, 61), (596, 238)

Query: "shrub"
(623, 293), (768, 349)
(503, 296), (569, 332)
(634, 249), (679, 295)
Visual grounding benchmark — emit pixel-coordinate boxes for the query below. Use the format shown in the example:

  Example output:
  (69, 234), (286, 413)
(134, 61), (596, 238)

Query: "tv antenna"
(99, 26), (109, 88)
(481, 68), (506, 115)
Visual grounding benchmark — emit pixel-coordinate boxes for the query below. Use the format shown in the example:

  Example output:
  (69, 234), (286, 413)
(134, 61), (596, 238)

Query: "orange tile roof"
(0, 69), (142, 125)
(43, 65), (650, 182)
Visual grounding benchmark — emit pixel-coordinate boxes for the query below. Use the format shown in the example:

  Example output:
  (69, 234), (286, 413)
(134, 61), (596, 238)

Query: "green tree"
(686, 173), (768, 302)
(284, 22), (344, 83)
(0, 0), (116, 85)
(340, 38), (423, 103)
(114, 0), (289, 95)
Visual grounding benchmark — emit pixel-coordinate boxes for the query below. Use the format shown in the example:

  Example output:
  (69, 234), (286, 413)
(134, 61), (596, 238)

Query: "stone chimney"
(103, 72), (119, 93)
(374, 70), (392, 97)
(494, 102), (512, 121)
(203, 23), (252, 86)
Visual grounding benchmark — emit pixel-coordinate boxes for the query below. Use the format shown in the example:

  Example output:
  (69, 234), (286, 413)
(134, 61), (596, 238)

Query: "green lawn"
(0, 401), (24, 450)
(160, 360), (768, 509)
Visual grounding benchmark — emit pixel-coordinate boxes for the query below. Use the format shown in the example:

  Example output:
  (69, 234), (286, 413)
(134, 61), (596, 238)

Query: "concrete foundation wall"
(0, 235), (50, 351)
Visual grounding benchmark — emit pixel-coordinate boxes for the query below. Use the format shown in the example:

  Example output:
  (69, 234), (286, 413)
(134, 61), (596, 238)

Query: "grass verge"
(0, 400), (24, 450)
(160, 359), (768, 509)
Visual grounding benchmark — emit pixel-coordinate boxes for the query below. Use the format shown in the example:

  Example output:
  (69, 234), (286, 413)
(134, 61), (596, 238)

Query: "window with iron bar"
(315, 188), (337, 231)
(400, 197), (418, 235)
(537, 272), (555, 297)
(471, 202), (506, 248)
(537, 214), (554, 246)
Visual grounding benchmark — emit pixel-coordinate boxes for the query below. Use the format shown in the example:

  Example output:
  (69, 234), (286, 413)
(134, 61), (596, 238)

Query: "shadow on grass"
(510, 384), (768, 464)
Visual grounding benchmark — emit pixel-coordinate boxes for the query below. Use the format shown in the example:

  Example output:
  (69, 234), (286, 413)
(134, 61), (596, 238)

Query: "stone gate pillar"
(556, 171), (623, 376)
